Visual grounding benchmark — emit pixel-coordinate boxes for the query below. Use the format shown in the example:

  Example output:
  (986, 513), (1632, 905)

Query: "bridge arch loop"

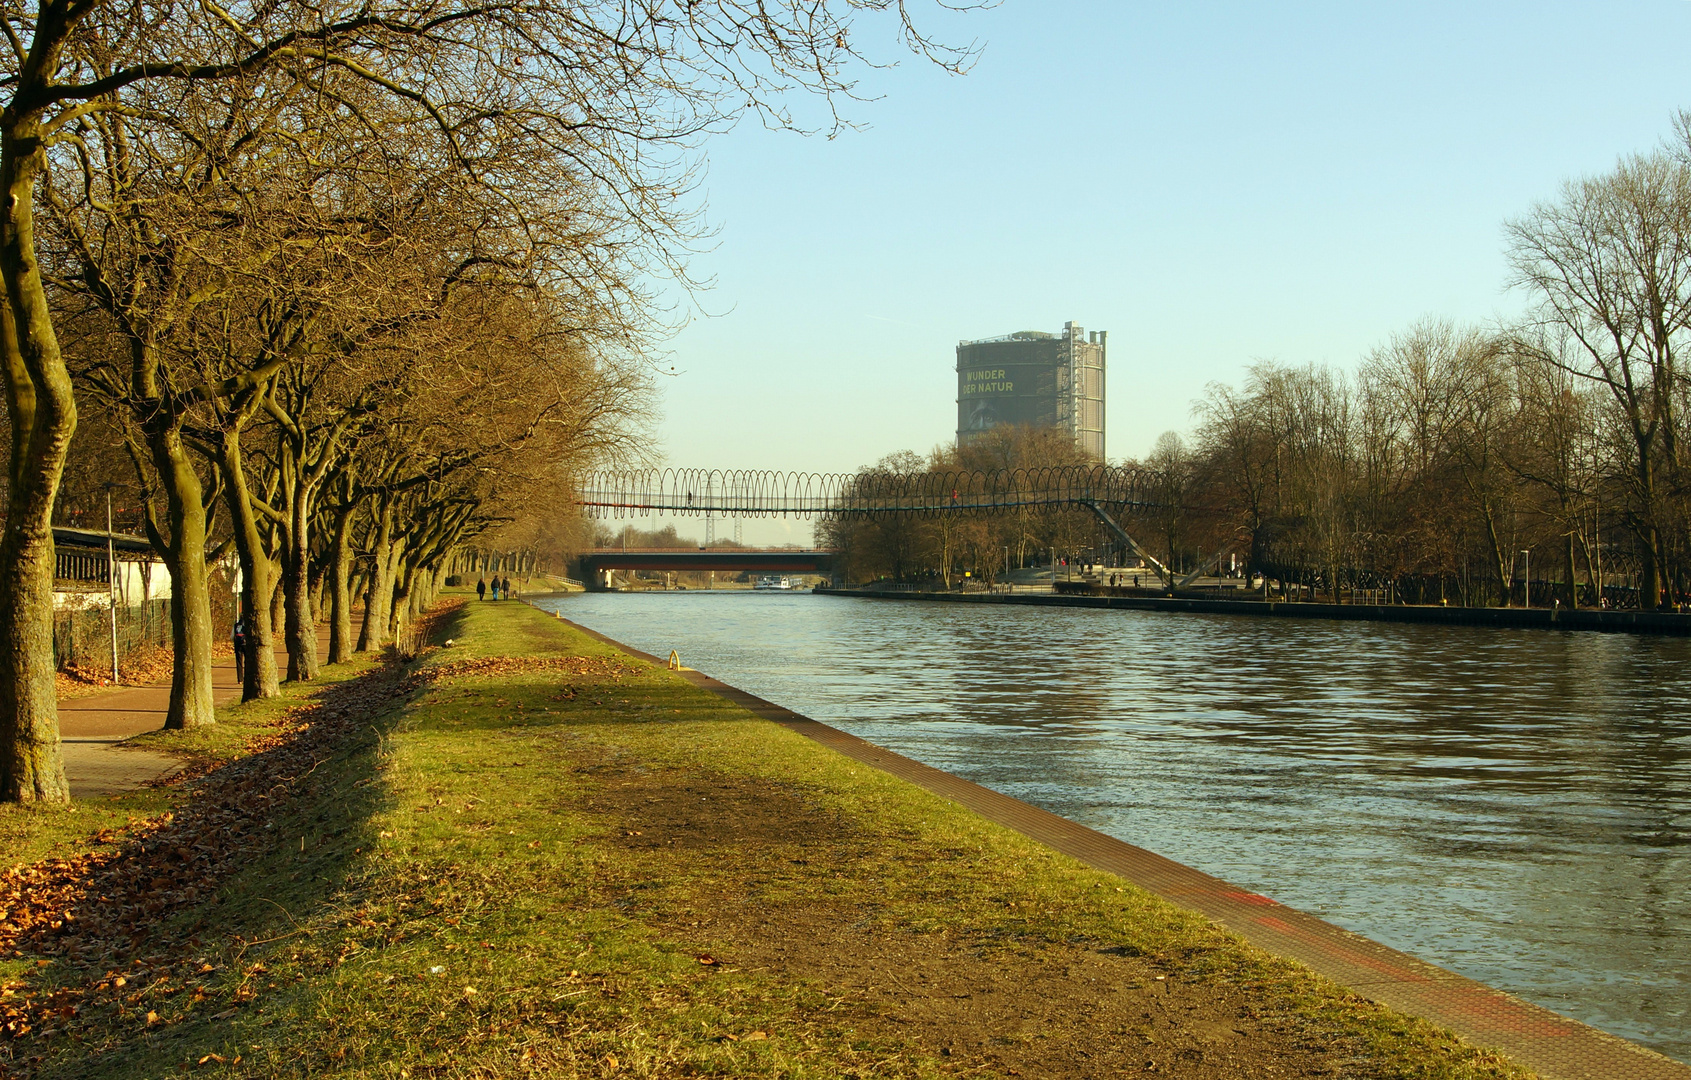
(577, 465), (1158, 520)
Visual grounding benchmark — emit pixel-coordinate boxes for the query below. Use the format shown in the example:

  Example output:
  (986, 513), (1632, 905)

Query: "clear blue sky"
(633, 1), (1691, 542)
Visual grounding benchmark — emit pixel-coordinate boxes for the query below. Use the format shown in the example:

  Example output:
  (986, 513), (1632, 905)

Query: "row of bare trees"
(1172, 119), (1691, 607)
(828, 117), (1691, 608)
(1169, 329), (1619, 606)
(1, 0), (969, 803)
(818, 426), (1106, 587)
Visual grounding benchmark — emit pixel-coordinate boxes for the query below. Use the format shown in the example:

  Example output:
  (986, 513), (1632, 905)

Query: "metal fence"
(54, 594), (238, 672)
(52, 597), (174, 672)
(56, 549), (112, 583)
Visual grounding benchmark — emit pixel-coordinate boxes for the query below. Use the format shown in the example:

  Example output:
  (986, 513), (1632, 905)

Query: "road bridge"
(580, 548), (835, 590)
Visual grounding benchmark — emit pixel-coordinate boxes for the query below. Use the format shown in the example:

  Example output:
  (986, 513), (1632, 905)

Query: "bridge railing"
(578, 465), (1157, 519)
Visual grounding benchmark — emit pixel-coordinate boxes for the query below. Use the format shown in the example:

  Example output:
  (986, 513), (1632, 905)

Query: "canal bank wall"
(819, 584), (1691, 636)
(547, 602), (1691, 1080)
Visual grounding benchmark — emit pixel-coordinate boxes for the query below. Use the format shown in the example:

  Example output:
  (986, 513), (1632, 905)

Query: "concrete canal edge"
(817, 585), (1691, 636)
(548, 607), (1689, 1080)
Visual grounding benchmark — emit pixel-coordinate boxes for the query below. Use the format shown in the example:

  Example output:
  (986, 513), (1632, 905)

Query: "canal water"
(536, 590), (1690, 1062)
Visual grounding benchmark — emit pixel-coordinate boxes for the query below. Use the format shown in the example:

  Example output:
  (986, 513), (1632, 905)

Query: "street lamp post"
(1521, 549), (1531, 608)
(106, 486), (120, 685)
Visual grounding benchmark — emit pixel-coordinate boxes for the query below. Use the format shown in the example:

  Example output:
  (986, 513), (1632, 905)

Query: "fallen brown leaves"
(55, 643), (236, 700)
(414, 654), (641, 685)
(1, 658), (416, 1052)
(2, 602), (646, 1064)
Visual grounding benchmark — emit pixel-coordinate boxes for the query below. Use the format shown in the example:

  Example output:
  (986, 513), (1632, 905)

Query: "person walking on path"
(232, 615), (247, 682)
(491, 577), (501, 601)
(504, 576), (516, 601)
(477, 577), (487, 601)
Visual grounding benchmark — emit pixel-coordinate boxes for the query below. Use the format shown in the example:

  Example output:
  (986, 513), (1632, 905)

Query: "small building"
(956, 320), (1105, 460)
(53, 527), (172, 610)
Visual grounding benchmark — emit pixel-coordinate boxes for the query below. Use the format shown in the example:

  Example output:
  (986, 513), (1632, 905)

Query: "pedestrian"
(232, 614), (247, 683)
(492, 576), (501, 600)
(477, 577), (486, 601)
(502, 575), (513, 600)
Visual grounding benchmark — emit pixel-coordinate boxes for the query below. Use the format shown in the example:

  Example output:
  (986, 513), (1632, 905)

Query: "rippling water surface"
(536, 591), (1691, 1061)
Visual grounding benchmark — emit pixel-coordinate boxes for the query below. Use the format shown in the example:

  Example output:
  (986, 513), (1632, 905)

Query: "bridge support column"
(1080, 500), (1171, 588)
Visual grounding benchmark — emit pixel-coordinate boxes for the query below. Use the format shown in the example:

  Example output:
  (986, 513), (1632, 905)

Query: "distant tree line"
(818, 426), (1105, 588)
(591, 523), (751, 551)
(828, 116), (1691, 610)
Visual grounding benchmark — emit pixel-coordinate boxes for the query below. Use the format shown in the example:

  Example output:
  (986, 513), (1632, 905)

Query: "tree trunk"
(1635, 452), (1666, 609)
(1635, 521), (1663, 610)
(1576, 525), (1600, 608)
(217, 429), (280, 700)
(379, 526), (403, 638)
(356, 568), (381, 652)
(327, 503), (355, 664)
(270, 573), (286, 650)
(391, 554), (415, 637)
(357, 502), (394, 652)
(1481, 507), (1511, 606)
(412, 565), (432, 615)
(1564, 531), (1579, 609)
(0, 124), (72, 804)
(149, 425), (217, 729)
(282, 486), (319, 681)
(308, 562), (327, 629)
(348, 566), (367, 615)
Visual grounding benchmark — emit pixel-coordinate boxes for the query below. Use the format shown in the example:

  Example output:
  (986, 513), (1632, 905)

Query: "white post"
(107, 487), (121, 685)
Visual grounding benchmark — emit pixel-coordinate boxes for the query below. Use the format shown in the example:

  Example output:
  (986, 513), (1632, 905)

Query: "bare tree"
(1195, 371), (1285, 579)
(1145, 431), (1193, 574)
(1501, 331), (1605, 606)
(1, 0), (974, 802)
(1505, 149), (1691, 609)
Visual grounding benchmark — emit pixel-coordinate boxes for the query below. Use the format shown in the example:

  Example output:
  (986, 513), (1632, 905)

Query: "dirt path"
(580, 763), (1340, 1079)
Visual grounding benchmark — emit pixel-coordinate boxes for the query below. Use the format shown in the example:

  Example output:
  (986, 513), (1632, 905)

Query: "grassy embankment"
(0, 601), (1536, 1078)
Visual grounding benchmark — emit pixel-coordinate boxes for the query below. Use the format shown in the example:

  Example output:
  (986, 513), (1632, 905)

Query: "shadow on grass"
(9, 600), (872, 1079)
(3, 635), (464, 1077)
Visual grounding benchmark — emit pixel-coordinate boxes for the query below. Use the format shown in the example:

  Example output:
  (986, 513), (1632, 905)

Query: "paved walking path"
(557, 612), (1690, 1080)
(58, 635), (326, 800)
(56, 653), (237, 798)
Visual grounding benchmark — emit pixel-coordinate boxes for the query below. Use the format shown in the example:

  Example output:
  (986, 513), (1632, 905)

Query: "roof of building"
(958, 330), (1057, 347)
(53, 527), (156, 556)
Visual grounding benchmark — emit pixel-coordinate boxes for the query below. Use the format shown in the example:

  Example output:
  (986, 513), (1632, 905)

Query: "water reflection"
(539, 591), (1691, 1062)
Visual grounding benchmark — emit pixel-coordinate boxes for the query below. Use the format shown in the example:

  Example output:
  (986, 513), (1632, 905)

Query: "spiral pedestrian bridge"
(578, 465), (1176, 583)
(577, 465), (1156, 519)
